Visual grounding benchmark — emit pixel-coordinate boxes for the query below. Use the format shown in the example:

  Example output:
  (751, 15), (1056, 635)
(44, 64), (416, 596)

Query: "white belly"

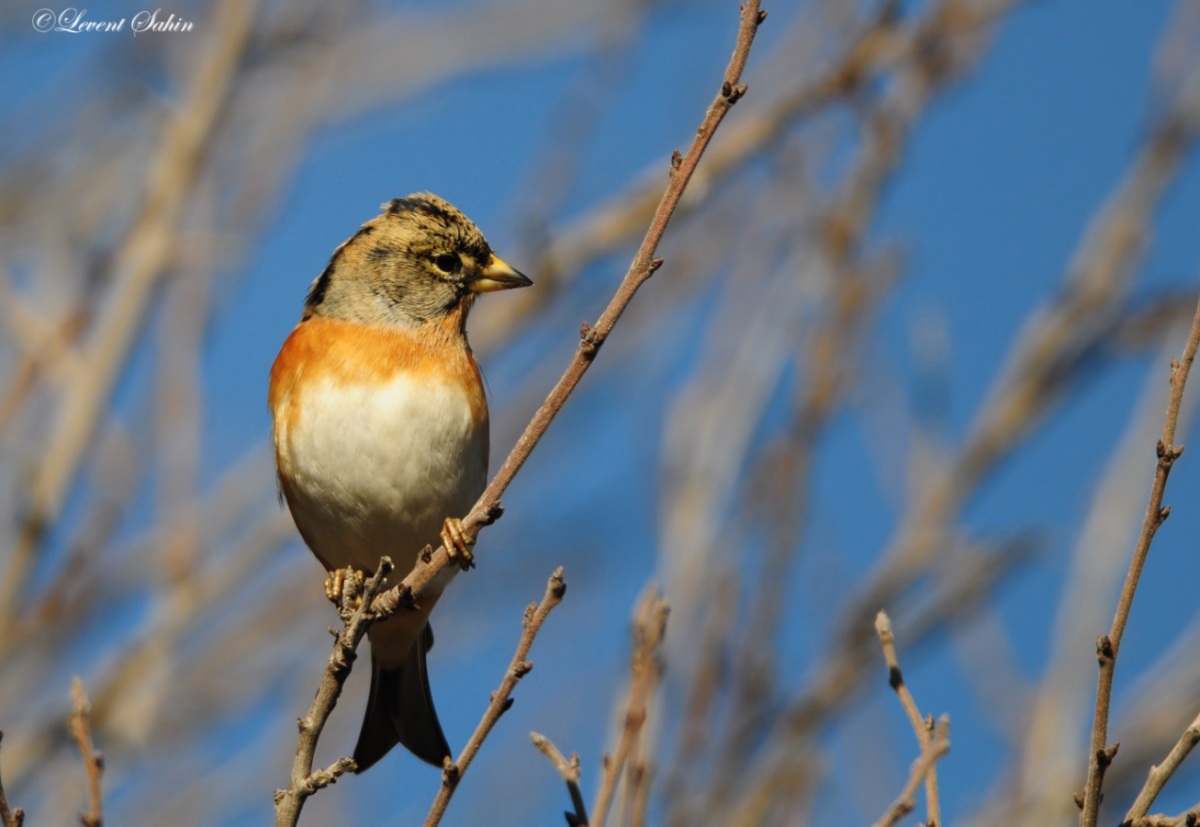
(278, 372), (488, 577)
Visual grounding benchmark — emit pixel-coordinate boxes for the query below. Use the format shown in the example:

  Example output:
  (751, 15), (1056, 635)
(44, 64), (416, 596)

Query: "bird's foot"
(441, 517), (475, 571)
(324, 566), (366, 610)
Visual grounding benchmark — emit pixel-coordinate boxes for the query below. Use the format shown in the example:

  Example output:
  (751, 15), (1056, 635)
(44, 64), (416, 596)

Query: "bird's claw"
(441, 517), (475, 571)
(324, 566), (366, 610)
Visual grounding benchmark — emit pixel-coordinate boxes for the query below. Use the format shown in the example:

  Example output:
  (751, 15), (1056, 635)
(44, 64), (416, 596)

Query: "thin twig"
(1123, 709), (1200, 823)
(591, 590), (670, 827)
(366, 0), (766, 620)
(425, 568), (567, 826)
(273, 559), (394, 827)
(0, 732), (24, 827)
(531, 732), (590, 826)
(1080, 290), (1200, 826)
(69, 678), (104, 827)
(871, 715), (951, 827)
(1130, 809), (1200, 827)
(280, 1), (765, 819)
(875, 611), (942, 827)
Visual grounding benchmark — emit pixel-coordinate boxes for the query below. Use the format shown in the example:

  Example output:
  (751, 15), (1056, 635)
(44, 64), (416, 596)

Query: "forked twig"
(531, 732), (589, 826)
(425, 568), (567, 825)
(274, 559), (394, 826)
(871, 716), (951, 827)
(280, 1), (767, 820)
(875, 611), (942, 826)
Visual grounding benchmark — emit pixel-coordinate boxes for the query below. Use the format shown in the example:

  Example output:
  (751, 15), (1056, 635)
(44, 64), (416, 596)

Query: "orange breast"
(268, 313), (490, 574)
(269, 314), (487, 432)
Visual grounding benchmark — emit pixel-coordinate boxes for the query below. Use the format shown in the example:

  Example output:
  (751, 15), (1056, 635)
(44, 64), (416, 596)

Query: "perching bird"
(268, 194), (531, 771)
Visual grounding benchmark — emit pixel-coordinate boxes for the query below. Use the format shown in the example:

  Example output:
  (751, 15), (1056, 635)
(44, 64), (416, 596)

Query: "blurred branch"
(68, 678), (104, 827)
(0, 732), (23, 827)
(425, 568), (567, 826)
(0, 0), (259, 647)
(530, 732), (589, 827)
(875, 611), (942, 827)
(2, 0), (1195, 823)
(842, 0), (1200, 661)
(1080, 289), (1200, 825)
(515, 0), (1014, 304)
(749, 12), (1200, 814)
(661, 1), (1026, 818)
(0, 306), (85, 436)
(591, 590), (669, 827)
(728, 537), (1031, 822)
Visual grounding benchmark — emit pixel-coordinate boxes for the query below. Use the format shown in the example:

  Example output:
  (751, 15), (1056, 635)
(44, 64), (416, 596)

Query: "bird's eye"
(433, 253), (461, 275)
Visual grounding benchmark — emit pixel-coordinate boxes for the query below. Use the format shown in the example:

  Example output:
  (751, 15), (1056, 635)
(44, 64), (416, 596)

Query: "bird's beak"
(469, 254), (533, 292)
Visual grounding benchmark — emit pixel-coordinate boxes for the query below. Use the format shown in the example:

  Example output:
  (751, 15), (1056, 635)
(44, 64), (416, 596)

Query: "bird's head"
(302, 193), (531, 328)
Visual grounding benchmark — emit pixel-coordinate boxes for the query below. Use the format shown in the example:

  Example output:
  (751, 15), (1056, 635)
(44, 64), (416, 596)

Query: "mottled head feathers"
(302, 193), (530, 329)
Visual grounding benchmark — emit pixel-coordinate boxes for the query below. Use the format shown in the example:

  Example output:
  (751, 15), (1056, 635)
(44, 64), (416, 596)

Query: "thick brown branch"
(425, 568), (567, 826)
(1081, 289), (1200, 825)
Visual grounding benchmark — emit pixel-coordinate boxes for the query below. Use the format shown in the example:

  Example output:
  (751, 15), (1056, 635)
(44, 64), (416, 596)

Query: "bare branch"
(875, 611), (942, 826)
(1130, 810), (1200, 827)
(1080, 289), (1200, 825)
(366, 0), (766, 623)
(1124, 709), (1200, 823)
(273, 559), (394, 826)
(871, 716), (951, 827)
(530, 732), (589, 827)
(591, 590), (670, 827)
(279, 2), (764, 818)
(425, 568), (567, 826)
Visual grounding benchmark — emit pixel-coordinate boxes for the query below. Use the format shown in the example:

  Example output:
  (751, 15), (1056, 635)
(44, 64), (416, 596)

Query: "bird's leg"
(441, 517), (475, 571)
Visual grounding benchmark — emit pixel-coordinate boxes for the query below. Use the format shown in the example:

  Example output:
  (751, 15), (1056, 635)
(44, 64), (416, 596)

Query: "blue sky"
(6, 1), (1200, 824)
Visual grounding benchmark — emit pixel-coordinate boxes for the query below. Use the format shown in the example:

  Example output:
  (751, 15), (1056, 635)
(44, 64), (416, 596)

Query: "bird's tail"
(352, 624), (450, 772)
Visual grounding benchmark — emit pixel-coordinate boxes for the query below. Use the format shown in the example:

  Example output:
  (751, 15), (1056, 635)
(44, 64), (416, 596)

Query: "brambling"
(268, 194), (531, 772)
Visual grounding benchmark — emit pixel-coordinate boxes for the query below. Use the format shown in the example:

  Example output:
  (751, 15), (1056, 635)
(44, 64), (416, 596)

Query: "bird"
(268, 193), (531, 772)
